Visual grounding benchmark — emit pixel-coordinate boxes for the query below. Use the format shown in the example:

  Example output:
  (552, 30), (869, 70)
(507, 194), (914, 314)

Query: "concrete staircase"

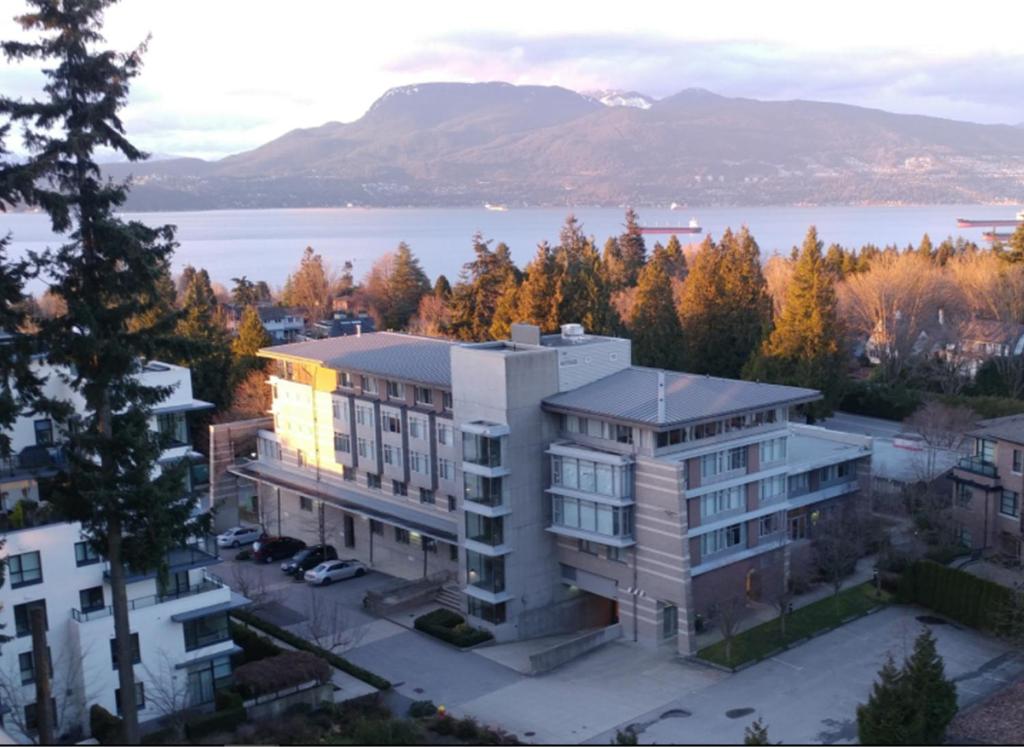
(435, 583), (463, 613)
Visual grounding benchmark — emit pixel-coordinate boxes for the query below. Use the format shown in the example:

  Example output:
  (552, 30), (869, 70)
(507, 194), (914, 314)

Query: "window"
(367, 473), (381, 490)
(615, 425), (633, 445)
(386, 380), (405, 400)
(183, 612), (230, 651)
(357, 437), (374, 461)
(466, 550), (505, 593)
(463, 433), (501, 467)
(415, 387), (433, 406)
(447, 495), (457, 512)
(700, 524), (745, 557)
(419, 488), (435, 505)
(464, 473), (504, 506)
(392, 480), (407, 496)
(79, 586), (105, 614)
(437, 422), (453, 446)
(958, 525), (973, 547)
(361, 376), (378, 395)
(410, 450), (430, 475)
(334, 432), (351, 453)
(820, 465), (837, 483)
(578, 539), (600, 555)
(370, 519), (383, 535)
(551, 455), (629, 498)
(442, 391), (453, 411)
(466, 513), (504, 546)
(438, 457), (455, 481)
(34, 419), (53, 446)
(761, 475), (786, 503)
(332, 399), (347, 421)
(423, 537), (438, 554)
(759, 513), (782, 537)
(694, 421), (722, 440)
(790, 515), (807, 540)
(187, 655), (232, 706)
(299, 495), (314, 512)
(564, 415), (586, 434)
(759, 437), (787, 464)
(661, 604), (679, 639)
(383, 412), (402, 434)
(656, 427), (688, 448)
(728, 447), (748, 471)
(552, 496), (633, 538)
(75, 541), (101, 567)
(9, 551), (43, 588)
(19, 649), (52, 685)
(449, 543), (459, 561)
(355, 404), (374, 426)
(338, 371), (353, 389)
(395, 527), (410, 544)
(701, 485), (745, 519)
(956, 483), (973, 508)
(837, 462), (852, 479)
(110, 633), (141, 669)
(342, 465), (355, 482)
(24, 699), (57, 734)
(467, 598), (506, 624)
(115, 683), (146, 714)
(976, 438), (996, 464)
(297, 450), (306, 468)
(788, 472), (810, 495)
(1000, 490), (1020, 518)
(383, 444), (402, 466)
(607, 545), (626, 563)
(1014, 449), (1023, 474)
(14, 600), (47, 638)
(408, 416), (426, 440)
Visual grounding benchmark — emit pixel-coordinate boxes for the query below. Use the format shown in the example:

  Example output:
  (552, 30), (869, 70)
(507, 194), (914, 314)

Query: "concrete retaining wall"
(528, 623), (622, 675)
(516, 593), (612, 639)
(363, 571), (452, 616)
(244, 681), (334, 720)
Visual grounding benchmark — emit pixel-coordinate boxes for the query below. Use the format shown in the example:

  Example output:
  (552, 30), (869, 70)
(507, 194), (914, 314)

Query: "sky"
(2, 0), (1023, 160)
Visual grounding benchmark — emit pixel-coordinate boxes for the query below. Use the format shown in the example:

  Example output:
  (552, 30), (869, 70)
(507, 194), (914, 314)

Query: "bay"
(0, 204), (1013, 291)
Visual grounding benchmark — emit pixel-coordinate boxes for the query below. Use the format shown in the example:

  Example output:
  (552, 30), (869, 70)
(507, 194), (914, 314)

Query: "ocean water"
(0, 204), (1014, 290)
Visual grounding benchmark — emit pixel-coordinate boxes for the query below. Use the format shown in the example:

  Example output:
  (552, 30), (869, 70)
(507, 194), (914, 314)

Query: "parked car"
(281, 544), (338, 575)
(253, 536), (306, 563)
(304, 559), (368, 585)
(217, 526), (265, 549)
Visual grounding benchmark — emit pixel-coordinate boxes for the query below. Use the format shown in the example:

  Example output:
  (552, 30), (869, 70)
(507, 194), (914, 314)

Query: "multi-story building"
(950, 415), (1024, 562)
(0, 359), (243, 743)
(229, 324), (870, 656)
(225, 304), (306, 344)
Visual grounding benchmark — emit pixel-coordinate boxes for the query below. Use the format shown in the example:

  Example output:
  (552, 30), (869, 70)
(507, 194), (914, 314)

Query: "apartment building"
(231, 324), (870, 656)
(950, 415), (1024, 562)
(0, 359), (243, 742)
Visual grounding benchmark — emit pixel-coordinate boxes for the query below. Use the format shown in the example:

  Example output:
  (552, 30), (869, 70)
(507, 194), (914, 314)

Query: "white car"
(216, 526), (263, 549)
(304, 559), (368, 586)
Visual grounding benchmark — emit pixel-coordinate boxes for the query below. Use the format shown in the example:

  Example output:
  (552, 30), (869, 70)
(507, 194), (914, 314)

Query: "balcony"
(956, 456), (998, 478)
(105, 541), (221, 583)
(0, 446), (66, 481)
(72, 575), (224, 622)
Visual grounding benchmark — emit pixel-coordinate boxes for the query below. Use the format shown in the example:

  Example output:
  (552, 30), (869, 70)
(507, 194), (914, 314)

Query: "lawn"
(698, 582), (890, 669)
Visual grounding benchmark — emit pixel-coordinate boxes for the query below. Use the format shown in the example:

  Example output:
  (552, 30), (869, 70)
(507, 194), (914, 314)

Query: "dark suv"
(281, 544), (338, 576)
(253, 536), (306, 563)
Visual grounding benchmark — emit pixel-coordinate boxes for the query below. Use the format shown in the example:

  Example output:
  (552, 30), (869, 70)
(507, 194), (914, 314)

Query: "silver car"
(304, 559), (368, 586)
(217, 526), (262, 548)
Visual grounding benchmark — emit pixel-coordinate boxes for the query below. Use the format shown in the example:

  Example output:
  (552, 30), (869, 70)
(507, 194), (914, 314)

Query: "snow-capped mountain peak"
(583, 89), (655, 110)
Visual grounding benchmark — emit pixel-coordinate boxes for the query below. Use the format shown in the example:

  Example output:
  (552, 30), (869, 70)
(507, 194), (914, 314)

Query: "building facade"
(950, 415), (1024, 562)
(0, 360), (242, 742)
(229, 324), (871, 656)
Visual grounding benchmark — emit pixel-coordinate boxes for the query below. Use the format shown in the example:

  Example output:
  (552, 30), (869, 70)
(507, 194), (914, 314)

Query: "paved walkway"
(960, 558), (1024, 589)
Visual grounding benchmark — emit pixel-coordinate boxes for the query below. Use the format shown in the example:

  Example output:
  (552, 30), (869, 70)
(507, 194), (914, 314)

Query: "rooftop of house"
(543, 367), (820, 428)
(786, 424), (872, 471)
(968, 414), (1024, 446)
(259, 331), (457, 387)
(257, 306), (305, 323)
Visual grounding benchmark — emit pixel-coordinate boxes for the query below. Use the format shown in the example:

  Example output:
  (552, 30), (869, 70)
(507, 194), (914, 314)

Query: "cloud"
(386, 32), (1024, 125)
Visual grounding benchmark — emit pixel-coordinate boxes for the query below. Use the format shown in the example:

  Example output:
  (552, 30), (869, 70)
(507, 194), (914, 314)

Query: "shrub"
(230, 622), (283, 665)
(283, 702), (313, 718)
(348, 717), (424, 745)
(840, 381), (922, 421)
(231, 609), (391, 689)
(215, 688), (245, 712)
(184, 708), (246, 741)
(408, 699), (437, 718)
(938, 392), (1024, 419)
(89, 704), (123, 745)
(235, 548), (253, 561)
(234, 650), (330, 697)
(414, 608), (493, 648)
(455, 716), (480, 741)
(430, 714), (456, 736)
(614, 728), (639, 745)
(140, 725), (177, 745)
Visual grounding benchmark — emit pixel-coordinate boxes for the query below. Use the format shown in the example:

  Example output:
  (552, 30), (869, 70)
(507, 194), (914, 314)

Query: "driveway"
(588, 605), (1024, 745)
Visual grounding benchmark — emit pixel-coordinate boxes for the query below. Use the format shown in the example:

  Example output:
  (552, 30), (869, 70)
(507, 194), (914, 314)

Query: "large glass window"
(14, 600), (47, 638)
(157, 412), (188, 446)
(976, 438), (996, 464)
(463, 433), (502, 468)
(115, 683), (145, 715)
(551, 495), (633, 538)
(466, 551), (505, 593)
(34, 419), (53, 446)
(700, 485), (746, 519)
(464, 474), (504, 506)
(1001, 490), (1020, 518)
(79, 586), (105, 614)
(9, 551), (43, 588)
(75, 541), (101, 567)
(110, 633), (141, 669)
(788, 472), (810, 495)
(700, 523), (745, 557)
(19, 649), (52, 685)
(759, 437), (787, 464)
(408, 416), (427, 440)
(183, 612), (230, 652)
(187, 655), (232, 706)
(551, 455), (630, 498)
(761, 475), (786, 503)
(466, 513), (504, 546)
(467, 597), (506, 624)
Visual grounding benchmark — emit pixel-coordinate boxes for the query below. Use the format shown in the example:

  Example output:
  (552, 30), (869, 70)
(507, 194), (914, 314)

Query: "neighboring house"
(0, 357), (244, 743)
(225, 304), (306, 344)
(224, 323), (871, 657)
(950, 415), (1024, 563)
(309, 311), (376, 340)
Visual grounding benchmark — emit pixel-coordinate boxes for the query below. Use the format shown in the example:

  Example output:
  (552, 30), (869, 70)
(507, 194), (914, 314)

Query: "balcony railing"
(72, 576), (223, 622)
(957, 456), (999, 478)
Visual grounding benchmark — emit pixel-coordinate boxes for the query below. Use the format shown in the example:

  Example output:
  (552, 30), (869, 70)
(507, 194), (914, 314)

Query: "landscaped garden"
(698, 581), (891, 669)
(414, 608), (494, 648)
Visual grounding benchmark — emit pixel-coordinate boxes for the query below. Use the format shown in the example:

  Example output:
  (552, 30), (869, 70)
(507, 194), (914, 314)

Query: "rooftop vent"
(561, 323), (586, 341)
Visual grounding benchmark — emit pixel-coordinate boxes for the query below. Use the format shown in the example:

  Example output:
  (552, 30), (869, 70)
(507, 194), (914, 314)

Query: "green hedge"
(231, 609), (391, 690)
(937, 393), (1024, 419)
(230, 621), (283, 665)
(840, 381), (923, 421)
(184, 707), (247, 741)
(898, 560), (1011, 631)
(414, 608), (493, 648)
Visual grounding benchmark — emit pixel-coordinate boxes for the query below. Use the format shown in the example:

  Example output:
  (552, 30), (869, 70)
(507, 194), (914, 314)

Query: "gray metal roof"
(259, 332), (457, 387)
(543, 367), (821, 427)
(969, 414), (1024, 446)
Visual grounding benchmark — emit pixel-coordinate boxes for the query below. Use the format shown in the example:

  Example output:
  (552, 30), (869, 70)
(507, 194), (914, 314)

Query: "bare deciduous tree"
(763, 253), (795, 318)
(812, 506), (871, 610)
(905, 401), (976, 478)
(305, 590), (368, 654)
(141, 651), (194, 741)
(229, 563), (274, 608)
(709, 595), (748, 667)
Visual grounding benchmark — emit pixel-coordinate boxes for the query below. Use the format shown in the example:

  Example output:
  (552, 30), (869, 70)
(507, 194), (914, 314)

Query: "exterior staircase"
(435, 583), (463, 613)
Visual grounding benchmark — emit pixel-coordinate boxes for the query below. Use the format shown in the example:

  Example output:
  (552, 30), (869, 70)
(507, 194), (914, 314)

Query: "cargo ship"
(637, 218), (702, 235)
(956, 210), (1024, 228)
(982, 231), (1014, 242)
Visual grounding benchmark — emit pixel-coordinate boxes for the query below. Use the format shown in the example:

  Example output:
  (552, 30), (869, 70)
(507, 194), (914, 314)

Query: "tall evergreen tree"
(856, 655), (914, 745)
(653, 234), (688, 281)
(232, 305), (271, 363)
(744, 226), (845, 417)
(231, 275), (265, 306)
(1, 3), (207, 739)
(489, 273), (520, 341)
(282, 245), (332, 321)
(176, 267), (233, 410)
(1007, 223), (1024, 264)
(449, 233), (518, 340)
(917, 233), (934, 262)
(516, 241), (559, 333)
(629, 254), (685, 370)
(720, 226), (773, 376)
(552, 215), (619, 335)
(601, 236), (626, 290)
(618, 207), (647, 284)
(433, 274), (452, 300)
(903, 628), (957, 744)
(677, 234), (726, 374)
(364, 242), (431, 330)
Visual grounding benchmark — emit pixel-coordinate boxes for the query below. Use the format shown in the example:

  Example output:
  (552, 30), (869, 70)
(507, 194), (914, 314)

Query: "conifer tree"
(719, 226), (773, 376)
(1007, 223), (1024, 264)
(231, 275), (265, 306)
(601, 236), (626, 290)
(489, 273), (520, 341)
(677, 234), (726, 374)
(232, 305), (271, 362)
(449, 233), (519, 340)
(516, 241), (560, 333)
(552, 215), (619, 335)
(744, 226), (845, 417)
(903, 628), (957, 744)
(917, 233), (934, 262)
(856, 655), (914, 745)
(618, 207), (647, 284)
(176, 267), (234, 410)
(653, 234), (688, 280)
(1, 3), (208, 738)
(282, 246), (332, 321)
(364, 242), (431, 330)
(743, 718), (771, 746)
(629, 255), (685, 370)
(433, 274), (452, 300)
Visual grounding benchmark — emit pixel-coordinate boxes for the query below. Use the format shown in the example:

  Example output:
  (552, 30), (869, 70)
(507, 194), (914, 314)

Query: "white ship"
(484, 203), (508, 211)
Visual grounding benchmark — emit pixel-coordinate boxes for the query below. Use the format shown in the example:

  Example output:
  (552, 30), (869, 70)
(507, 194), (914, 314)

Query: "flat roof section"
(543, 367), (820, 427)
(258, 332), (457, 387)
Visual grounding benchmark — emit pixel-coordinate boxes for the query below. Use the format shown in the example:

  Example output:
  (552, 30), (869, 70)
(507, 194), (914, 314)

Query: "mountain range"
(108, 82), (1024, 210)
